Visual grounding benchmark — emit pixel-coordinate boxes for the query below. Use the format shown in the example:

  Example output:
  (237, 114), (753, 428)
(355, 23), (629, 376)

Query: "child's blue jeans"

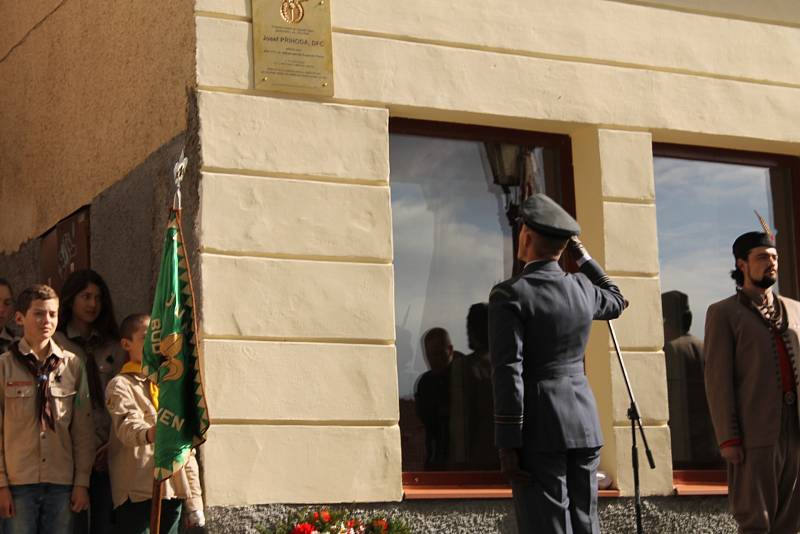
(6, 484), (73, 534)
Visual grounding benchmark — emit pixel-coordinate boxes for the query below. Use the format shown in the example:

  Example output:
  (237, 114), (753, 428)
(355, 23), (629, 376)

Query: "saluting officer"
(705, 229), (800, 533)
(489, 193), (626, 534)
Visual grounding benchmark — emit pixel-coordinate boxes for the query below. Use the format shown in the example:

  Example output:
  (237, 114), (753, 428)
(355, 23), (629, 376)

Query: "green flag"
(143, 209), (210, 481)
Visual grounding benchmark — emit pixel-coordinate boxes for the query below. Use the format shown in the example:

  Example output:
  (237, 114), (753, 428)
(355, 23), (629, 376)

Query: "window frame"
(653, 142), (800, 483)
(389, 118), (578, 494)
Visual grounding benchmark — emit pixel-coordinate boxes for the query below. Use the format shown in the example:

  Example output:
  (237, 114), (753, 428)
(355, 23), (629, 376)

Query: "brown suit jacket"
(704, 292), (800, 449)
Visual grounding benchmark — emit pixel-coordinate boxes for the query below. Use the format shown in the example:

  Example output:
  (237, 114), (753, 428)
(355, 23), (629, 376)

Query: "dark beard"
(753, 275), (776, 289)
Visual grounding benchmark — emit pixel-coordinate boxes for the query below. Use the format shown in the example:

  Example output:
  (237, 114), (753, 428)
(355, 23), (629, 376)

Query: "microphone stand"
(607, 321), (656, 534)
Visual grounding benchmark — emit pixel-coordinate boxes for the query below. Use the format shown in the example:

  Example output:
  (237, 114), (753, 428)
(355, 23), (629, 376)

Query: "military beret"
(519, 193), (580, 238)
(732, 231), (775, 260)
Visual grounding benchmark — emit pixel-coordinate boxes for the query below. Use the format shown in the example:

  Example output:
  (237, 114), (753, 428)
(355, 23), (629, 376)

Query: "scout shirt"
(105, 369), (203, 511)
(54, 326), (124, 450)
(0, 338), (95, 487)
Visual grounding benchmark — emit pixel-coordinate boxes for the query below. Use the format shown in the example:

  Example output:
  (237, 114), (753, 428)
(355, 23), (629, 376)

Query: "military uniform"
(489, 194), (626, 534)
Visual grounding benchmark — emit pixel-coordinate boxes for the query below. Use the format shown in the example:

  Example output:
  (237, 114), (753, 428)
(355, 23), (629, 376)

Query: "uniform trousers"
(728, 404), (800, 534)
(512, 447), (601, 534)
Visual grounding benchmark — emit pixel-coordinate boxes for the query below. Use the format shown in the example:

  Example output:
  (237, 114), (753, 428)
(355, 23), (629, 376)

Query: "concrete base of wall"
(205, 496), (736, 534)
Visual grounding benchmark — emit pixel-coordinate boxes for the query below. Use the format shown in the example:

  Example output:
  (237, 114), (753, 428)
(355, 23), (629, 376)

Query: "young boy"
(0, 284), (95, 534)
(0, 279), (15, 354)
(106, 314), (204, 534)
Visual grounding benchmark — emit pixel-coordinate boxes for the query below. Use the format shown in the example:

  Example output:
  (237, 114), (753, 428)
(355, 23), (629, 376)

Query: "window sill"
(672, 469), (727, 496)
(403, 485), (620, 500)
(402, 472), (619, 500)
(401, 470), (728, 500)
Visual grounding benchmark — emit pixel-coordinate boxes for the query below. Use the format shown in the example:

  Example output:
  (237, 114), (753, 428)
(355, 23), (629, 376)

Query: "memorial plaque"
(252, 0), (334, 97)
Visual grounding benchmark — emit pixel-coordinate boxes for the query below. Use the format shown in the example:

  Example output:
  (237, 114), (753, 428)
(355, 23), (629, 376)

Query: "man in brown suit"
(705, 231), (800, 533)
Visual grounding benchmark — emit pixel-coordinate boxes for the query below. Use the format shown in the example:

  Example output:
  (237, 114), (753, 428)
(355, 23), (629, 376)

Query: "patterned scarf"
(9, 341), (62, 431)
(738, 290), (799, 390)
(120, 361), (159, 410)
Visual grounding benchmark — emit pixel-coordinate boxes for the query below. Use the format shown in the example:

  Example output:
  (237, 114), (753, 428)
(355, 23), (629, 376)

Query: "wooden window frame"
(390, 118), (581, 498)
(653, 142), (800, 492)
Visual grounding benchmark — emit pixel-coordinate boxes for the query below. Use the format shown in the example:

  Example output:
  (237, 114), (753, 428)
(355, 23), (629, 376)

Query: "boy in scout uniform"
(489, 194), (627, 534)
(705, 230), (800, 533)
(106, 314), (204, 534)
(0, 285), (95, 534)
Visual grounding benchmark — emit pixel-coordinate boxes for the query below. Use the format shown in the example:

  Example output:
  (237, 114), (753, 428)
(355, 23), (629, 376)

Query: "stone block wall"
(193, 0), (800, 503)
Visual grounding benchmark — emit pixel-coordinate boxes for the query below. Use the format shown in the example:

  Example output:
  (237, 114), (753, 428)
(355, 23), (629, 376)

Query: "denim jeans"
(6, 484), (73, 534)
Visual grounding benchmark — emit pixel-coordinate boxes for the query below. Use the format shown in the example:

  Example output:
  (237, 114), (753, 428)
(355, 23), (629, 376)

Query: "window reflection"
(655, 156), (796, 468)
(392, 133), (563, 471)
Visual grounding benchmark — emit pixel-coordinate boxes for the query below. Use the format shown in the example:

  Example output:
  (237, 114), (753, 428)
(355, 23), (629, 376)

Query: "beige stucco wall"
(194, 0), (800, 504)
(0, 1), (196, 253)
(617, 0), (800, 26)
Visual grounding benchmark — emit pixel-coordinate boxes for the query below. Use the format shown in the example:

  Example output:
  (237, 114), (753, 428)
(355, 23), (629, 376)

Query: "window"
(654, 145), (800, 470)
(390, 120), (573, 477)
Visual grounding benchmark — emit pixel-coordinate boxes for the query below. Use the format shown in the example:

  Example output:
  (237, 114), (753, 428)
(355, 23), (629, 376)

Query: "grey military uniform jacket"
(489, 259), (626, 452)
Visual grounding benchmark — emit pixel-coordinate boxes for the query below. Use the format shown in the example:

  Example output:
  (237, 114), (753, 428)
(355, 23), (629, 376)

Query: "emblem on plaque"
(280, 0), (307, 23)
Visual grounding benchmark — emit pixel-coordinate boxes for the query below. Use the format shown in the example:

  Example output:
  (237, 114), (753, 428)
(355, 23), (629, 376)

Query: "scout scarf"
(120, 361), (159, 410)
(9, 341), (61, 431)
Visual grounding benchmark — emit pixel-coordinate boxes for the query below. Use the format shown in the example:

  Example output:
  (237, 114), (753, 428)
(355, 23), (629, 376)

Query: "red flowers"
(290, 523), (314, 534)
(312, 510), (332, 523)
(266, 509), (409, 534)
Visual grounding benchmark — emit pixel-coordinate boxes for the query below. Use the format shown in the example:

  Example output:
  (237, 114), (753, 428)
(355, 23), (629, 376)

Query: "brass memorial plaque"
(252, 0), (334, 97)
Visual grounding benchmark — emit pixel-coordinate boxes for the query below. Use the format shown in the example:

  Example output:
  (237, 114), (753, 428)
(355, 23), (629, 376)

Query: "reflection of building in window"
(391, 124), (569, 472)
(654, 152), (798, 469)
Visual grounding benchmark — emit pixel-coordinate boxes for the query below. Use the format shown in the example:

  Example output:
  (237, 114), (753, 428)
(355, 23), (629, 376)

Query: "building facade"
(3, 1), (800, 532)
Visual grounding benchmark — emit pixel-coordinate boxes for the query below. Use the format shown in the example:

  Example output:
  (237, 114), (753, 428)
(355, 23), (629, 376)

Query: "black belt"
(531, 363), (585, 381)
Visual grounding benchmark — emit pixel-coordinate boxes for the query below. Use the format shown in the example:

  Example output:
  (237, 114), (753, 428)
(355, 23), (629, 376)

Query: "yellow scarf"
(121, 361), (159, 410)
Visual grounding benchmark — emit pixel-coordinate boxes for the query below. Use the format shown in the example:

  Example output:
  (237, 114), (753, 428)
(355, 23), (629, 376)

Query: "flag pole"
(150, 478), (163, 533)
(149, 149), (189, 534)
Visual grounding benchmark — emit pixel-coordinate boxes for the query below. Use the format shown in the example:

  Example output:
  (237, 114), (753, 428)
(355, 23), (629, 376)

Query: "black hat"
(732, 231), (775, 260)
(519, 193), (580, 238)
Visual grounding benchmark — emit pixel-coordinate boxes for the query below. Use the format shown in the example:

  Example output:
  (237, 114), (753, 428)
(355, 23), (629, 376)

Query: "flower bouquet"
(257, 509), (411, 534)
